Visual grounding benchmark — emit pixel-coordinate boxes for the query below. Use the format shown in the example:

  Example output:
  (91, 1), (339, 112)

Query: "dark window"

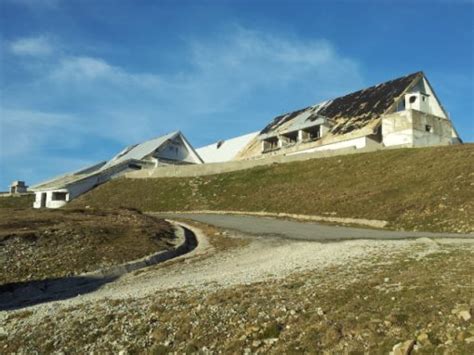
(52, 192), (67, 201)
(281, 131), (298, 145)
(263, 137), (279, 152)
(128, 163), (142, 170)
(425, 125), (433, 133)
(302, 125), (321, 141)
(409, 96), (417, 104)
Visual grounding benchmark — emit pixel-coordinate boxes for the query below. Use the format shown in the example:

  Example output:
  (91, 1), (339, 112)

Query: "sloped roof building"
(237, 71), (460, 159)
(32, 131), (202, 208)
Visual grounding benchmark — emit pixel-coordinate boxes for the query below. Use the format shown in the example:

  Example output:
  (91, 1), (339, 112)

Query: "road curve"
(156, 213), (474, 242)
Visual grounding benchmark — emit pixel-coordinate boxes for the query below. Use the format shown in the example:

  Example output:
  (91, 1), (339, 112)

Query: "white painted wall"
(155, 137), (194, 163)
(33, 174), (100, 209)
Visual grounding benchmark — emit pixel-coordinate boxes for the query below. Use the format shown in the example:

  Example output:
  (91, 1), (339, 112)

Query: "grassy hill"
(72, 145), (474, 233)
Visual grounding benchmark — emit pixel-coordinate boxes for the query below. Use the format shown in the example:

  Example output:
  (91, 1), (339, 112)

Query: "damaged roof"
(260, 71), (423, 136)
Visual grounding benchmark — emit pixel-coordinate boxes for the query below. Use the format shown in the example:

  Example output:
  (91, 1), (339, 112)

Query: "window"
(425, 125), (433, 133)
(52, 192), (67, 201)
(281, 131), (298, 146)
(262, 137), (279, 152)
(302, 125), (321, 141)
(409, 96), (417, 104)
(128, 163), (142, 170)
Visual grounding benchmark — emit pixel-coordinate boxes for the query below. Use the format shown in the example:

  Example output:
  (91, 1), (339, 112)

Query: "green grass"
(72, 145), (474, 233)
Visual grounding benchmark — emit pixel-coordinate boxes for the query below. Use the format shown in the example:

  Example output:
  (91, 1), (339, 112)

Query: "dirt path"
(2, 220), (473, 353)
(2, 219), (472, 319)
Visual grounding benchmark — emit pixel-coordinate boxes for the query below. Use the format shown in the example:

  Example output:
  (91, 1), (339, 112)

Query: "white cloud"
(51, 56), (115, 80)
(1, 26), (364, 186)
(9, 35), (54, 56)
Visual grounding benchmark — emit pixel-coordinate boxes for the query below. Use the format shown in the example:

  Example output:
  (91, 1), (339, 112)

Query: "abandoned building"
(31, 131), (202, 208)
(9, 181), (28, 194)
(30, 71), (461, 208)
(235, 71), (461, 159)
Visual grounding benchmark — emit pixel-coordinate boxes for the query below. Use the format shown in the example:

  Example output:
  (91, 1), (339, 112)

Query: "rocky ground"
(1, 221), (472, 353)
(0, 208), (176, 284)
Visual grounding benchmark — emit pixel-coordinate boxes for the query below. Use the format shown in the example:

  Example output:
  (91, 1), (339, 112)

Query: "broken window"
(262, 137), (279, 152)
(425, 125), (433, 133)
(301, 125), (321, 141)
(52, 192), (67, 201)
(281, 131), (298, 146)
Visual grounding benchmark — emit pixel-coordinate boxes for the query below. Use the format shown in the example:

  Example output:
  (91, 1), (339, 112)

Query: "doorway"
(40, 193), (47, 208)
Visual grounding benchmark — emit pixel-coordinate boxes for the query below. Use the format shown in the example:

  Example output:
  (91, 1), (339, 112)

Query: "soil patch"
(0, 208), (175, 284)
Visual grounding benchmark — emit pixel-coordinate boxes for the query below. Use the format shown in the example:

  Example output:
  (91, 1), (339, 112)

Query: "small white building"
(31, 131), (202, 208)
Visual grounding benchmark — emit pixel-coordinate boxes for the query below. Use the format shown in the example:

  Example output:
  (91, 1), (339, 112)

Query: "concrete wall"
(125, 142), (384, 179)
(382, 109), (458, 148)
(411, 110), (458, 147)
(288, 136), (372, 155)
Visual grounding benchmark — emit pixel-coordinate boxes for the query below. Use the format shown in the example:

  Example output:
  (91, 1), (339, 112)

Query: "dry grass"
(72, 145), (474, 233)
(0, 208), (175, 284)
(0, 194), (34, 209)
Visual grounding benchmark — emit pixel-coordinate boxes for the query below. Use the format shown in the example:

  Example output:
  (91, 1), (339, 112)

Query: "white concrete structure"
(236, 72), (461, 160)
(196, 132), (259, 163)
(32, 131), (202, 208)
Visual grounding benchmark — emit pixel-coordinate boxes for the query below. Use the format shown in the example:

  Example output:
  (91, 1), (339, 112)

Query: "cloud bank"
(1, 27), (363, 187)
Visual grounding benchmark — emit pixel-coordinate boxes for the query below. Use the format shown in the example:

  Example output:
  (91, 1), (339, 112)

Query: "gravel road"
(157, 213), (474, 241)
(2, 216), (473, 319)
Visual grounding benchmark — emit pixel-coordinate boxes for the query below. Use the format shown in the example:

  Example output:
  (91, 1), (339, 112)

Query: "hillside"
(0, 208), (175, 284)
(72, 145), (474, 233)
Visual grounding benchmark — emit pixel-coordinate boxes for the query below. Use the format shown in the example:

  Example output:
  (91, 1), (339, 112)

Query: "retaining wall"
(125, 144), (391, 179)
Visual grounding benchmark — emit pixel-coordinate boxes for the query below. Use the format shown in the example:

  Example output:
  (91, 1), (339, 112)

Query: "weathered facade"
(235, 72), (460, 160)
(32, 131), (202, 208)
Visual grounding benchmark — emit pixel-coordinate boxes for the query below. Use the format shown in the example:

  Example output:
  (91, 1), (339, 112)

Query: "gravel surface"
(2, 220), (468, 319)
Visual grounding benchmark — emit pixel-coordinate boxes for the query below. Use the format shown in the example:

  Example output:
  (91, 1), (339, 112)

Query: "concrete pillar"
(297, 130), (304, 142)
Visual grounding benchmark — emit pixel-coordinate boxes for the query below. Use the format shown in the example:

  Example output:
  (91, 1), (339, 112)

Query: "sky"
(1, 0), (473, 189)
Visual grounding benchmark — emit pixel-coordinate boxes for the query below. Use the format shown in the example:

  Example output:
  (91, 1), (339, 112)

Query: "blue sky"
(1, 0), (473, 189)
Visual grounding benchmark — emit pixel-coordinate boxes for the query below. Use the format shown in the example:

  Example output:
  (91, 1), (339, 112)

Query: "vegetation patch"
(0, 208), (176, 284)
(0, 194), (34, 209)
(72, 145), (474, 233)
